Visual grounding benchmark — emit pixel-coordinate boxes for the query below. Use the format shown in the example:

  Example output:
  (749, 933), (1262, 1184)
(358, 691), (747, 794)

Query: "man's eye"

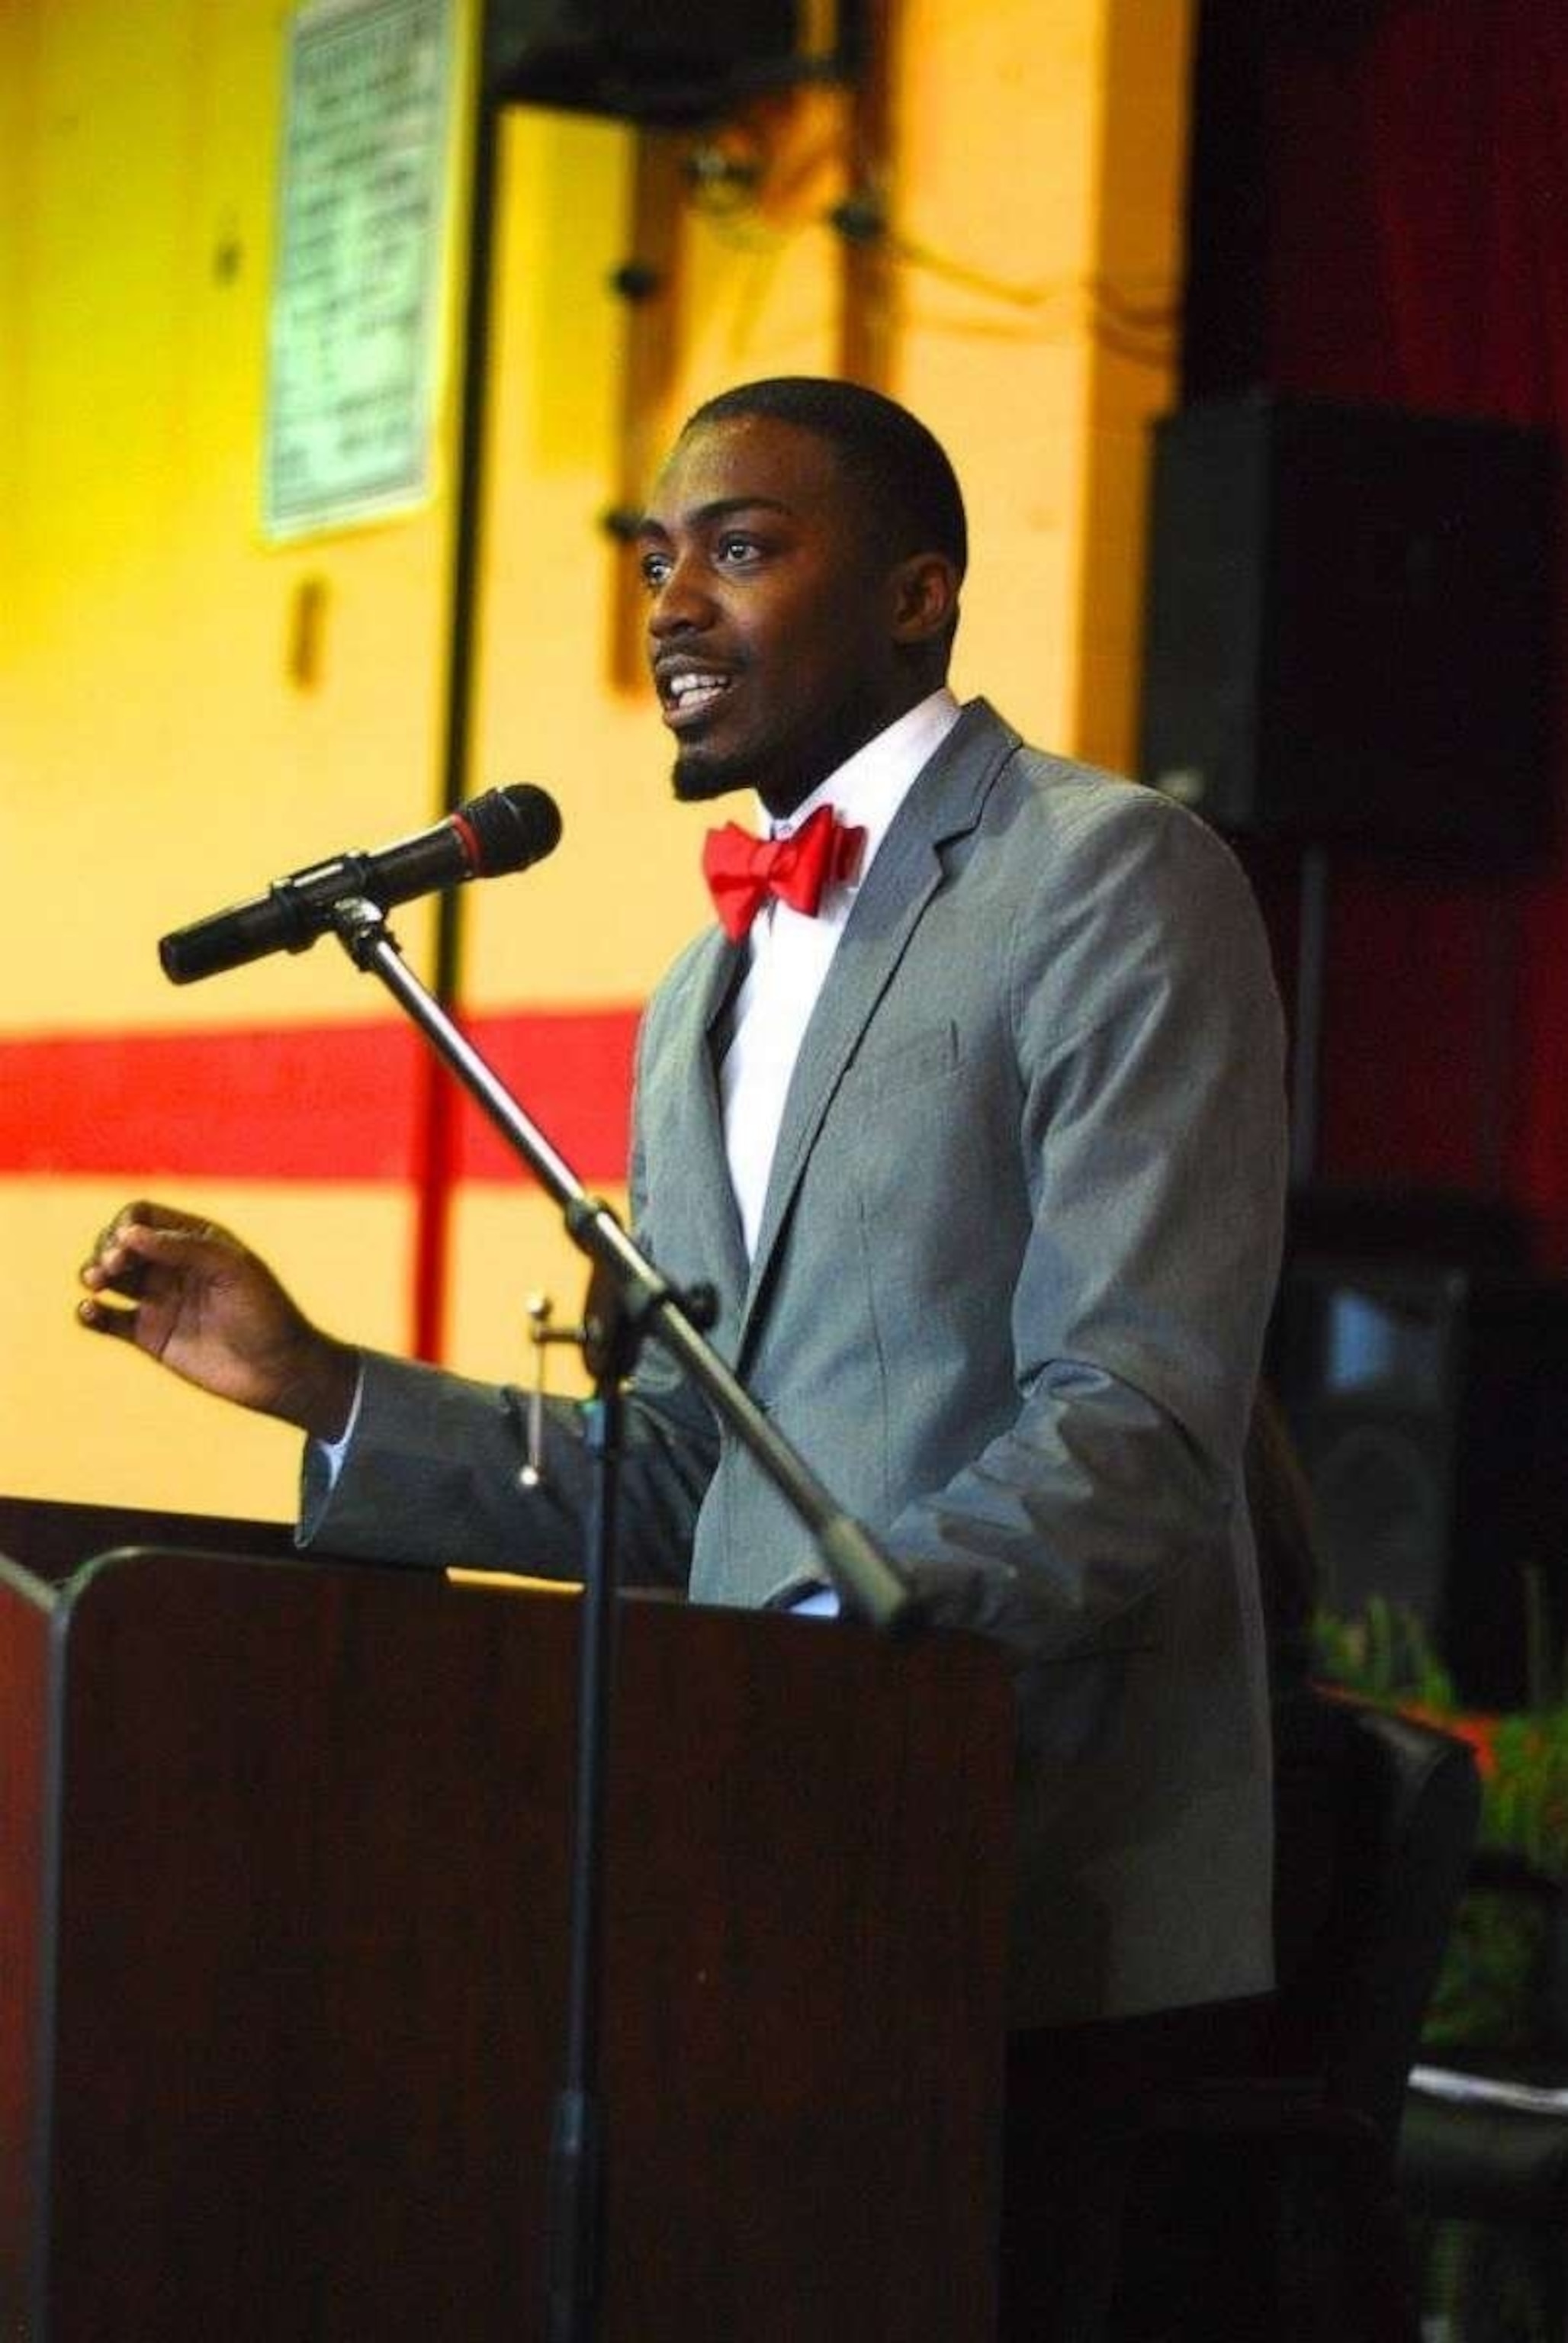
(715, 534), (760, 564)
(640, 553), (673, 590)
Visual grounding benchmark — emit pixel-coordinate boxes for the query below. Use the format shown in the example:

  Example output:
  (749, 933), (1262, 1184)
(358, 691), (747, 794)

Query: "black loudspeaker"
(1138, 395), (1557, 863)
(1271, 1254), (1568, 1709)
(484, 0), (856, 122)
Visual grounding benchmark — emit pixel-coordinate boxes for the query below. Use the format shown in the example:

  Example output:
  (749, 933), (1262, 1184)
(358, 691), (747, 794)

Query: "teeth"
(668, 672), (729, 705)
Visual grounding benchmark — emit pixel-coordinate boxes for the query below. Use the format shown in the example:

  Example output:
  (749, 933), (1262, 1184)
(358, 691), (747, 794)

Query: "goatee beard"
(670, 749), (747, 805)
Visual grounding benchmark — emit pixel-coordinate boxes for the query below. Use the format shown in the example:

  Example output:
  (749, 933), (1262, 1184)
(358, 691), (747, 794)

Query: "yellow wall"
(1, 0), (1193, 1522)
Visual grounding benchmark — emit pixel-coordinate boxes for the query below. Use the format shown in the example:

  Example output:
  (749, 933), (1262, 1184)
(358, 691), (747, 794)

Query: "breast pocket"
(846, 1021), (960, 1101)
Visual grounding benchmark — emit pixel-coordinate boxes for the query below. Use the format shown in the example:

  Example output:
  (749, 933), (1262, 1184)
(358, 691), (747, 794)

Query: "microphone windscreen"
(468, 784), (563, 874)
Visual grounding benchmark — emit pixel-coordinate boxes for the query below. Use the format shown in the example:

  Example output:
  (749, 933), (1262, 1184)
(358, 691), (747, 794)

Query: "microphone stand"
(326, 897), (924, 2343)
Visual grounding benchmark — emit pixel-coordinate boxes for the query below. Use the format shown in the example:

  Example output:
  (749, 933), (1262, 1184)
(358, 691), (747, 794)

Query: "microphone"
(159, 784), (564, 985)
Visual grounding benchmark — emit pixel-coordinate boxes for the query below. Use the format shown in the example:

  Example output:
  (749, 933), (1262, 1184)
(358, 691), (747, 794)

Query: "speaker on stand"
(1137, 394), (1555, 863)
(1268, 1252), (1568, 1711)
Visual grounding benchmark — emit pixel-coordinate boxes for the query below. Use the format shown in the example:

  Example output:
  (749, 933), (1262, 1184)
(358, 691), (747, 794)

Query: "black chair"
(1088, 1692), (1482, 2341)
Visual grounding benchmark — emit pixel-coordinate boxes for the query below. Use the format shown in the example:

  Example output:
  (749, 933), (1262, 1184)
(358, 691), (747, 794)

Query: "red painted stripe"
(0, 1010), (638, 1186)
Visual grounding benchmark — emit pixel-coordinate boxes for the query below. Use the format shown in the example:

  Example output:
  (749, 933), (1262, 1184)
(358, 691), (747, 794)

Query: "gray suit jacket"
(305, 701), (1288, 2028)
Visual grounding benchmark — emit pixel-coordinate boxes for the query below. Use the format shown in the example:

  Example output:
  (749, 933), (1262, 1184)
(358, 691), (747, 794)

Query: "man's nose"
(647, 552), (714, 636)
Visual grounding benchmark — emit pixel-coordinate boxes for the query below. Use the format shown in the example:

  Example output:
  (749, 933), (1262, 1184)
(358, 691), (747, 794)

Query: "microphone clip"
(329, 890), (405, 970)
(519, 1294), (585, 1491)
(267, 856), (382, 957)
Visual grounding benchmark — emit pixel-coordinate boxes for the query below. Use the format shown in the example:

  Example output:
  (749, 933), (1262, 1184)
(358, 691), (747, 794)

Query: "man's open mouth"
(661, 669), (734, 723)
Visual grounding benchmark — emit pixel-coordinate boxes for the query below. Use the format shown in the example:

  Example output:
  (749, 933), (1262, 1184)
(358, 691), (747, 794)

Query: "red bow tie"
(701, 804), (866, 941)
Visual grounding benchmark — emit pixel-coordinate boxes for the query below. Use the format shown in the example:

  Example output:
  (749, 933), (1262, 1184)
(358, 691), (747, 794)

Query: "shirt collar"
(760, 688), (962, 877)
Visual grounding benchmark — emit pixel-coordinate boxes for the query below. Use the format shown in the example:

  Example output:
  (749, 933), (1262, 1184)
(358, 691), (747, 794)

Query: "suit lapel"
(657, 931), (752, 1322)
(736, 702), (1015, 1357)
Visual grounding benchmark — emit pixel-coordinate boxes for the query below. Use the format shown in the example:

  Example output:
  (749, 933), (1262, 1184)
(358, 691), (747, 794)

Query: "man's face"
(638, 413), (917, 815)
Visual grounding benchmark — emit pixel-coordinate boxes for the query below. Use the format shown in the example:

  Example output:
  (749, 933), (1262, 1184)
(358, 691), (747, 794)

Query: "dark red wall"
(1189, 0), (1568, 1261)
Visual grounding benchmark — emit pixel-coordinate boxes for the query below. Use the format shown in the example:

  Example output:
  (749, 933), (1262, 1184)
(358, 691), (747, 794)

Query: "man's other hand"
(77, 1201), (358, 1441)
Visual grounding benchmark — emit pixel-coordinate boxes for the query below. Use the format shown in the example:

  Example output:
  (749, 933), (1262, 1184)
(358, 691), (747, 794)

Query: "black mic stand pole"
(326, 896), (924, 2343)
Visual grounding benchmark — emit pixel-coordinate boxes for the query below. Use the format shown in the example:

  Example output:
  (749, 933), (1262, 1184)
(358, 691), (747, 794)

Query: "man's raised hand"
(77, 1202), (358, 1441)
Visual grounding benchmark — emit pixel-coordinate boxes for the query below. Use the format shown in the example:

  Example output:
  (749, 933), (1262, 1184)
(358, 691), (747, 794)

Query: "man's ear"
(888, 551), (962, 646)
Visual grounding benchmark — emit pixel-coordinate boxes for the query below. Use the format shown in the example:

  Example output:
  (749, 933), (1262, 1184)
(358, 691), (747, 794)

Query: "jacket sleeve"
(297, 1031), (721, 1584)
(882, 790), (1287, 1664)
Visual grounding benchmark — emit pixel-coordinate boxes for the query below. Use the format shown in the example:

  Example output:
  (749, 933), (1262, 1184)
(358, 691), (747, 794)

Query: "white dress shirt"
(718, 688), (962, 1258)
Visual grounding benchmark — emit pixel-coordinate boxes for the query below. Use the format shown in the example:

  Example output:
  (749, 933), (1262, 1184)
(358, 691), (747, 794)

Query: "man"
(81, 378), (1287, 2321)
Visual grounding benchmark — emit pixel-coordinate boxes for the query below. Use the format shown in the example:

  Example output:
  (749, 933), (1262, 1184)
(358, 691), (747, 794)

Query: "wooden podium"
(0, 1496), (1013, 2341)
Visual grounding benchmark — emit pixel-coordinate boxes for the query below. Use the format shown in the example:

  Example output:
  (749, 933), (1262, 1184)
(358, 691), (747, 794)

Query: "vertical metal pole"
(546, 1373), (622, 2343)
(837, 0), (898, 389)
(437, 78), (503, 882)
(412, 72), (504, 1359)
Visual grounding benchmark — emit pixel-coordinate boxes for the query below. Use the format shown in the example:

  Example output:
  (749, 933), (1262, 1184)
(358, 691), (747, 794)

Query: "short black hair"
(680, 376), (968, 577)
